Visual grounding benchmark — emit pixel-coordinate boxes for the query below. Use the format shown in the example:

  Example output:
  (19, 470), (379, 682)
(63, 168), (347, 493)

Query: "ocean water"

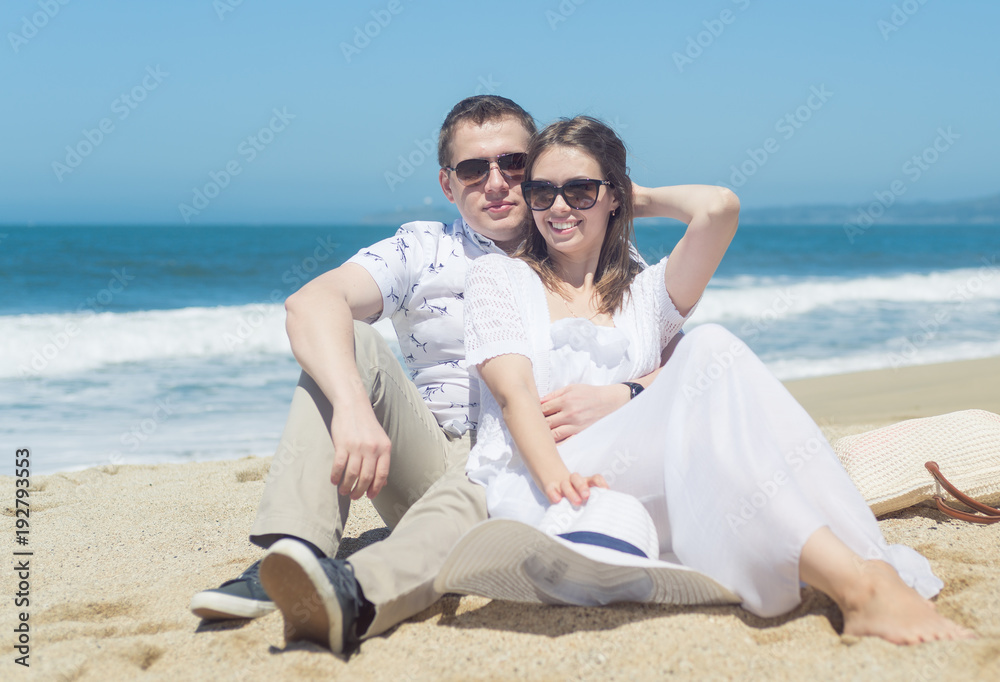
(3, 223), (999, 474)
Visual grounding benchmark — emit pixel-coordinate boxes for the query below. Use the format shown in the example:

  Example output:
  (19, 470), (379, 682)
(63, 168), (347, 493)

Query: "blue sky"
(2, 0), (997, 225)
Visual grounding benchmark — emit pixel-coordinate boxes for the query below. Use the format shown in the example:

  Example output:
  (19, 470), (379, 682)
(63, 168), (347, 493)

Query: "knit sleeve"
(464, 255), (532, 368)
(632, 256), (698, 350)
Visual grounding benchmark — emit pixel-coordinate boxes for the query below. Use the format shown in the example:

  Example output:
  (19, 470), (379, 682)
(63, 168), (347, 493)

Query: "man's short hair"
(438, 96), (536, 168)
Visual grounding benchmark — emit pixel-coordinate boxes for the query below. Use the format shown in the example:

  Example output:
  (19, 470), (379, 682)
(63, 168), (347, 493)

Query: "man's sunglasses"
(521, 179), (614, 211)
(442, 152), (527, 186)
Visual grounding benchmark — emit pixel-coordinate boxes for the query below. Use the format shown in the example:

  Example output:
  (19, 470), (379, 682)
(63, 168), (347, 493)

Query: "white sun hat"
(434, 488), (740, 607)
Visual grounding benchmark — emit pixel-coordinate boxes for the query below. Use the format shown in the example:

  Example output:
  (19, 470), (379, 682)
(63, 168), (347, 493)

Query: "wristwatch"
(622, 382), (644, 400)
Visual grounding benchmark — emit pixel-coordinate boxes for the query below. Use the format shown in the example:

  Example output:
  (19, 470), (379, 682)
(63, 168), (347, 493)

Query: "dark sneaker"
(189, 560), (276, 621)
(259, 539), (365, 655)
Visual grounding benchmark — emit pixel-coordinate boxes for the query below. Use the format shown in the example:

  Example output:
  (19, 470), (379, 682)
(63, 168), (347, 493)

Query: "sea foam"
(699, 267), (1000, 323)
(4, 266), (998, 380)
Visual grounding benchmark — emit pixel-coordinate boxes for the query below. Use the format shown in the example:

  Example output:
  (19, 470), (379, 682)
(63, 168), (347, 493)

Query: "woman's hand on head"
(631, 183), (653, 218)
(544, 472), (609, 506)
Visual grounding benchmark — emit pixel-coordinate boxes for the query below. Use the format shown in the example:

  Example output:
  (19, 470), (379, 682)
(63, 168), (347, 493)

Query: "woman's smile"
(548, 218), (580, 235)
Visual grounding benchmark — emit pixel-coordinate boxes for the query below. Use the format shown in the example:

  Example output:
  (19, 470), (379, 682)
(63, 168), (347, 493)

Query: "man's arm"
(284, 262), (392, 500)
(479, 353), (606, 505)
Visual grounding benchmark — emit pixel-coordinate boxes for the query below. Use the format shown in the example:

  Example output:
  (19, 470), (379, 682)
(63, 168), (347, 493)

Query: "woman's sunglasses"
(442, 152), (527, 187)
(521, 179), (614, 211)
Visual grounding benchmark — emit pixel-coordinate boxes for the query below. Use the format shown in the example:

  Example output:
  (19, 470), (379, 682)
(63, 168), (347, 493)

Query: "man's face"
(439, 117), (532, 251)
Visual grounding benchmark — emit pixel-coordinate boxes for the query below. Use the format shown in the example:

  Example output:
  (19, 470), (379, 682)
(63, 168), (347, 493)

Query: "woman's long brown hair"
(514, 116), (641, 316)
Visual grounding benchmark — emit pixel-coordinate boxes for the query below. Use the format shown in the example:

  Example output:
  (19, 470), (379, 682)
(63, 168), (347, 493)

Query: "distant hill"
(739, 192), (1000, 226)
(364, 193), (1000, 227)
(361, 205), (460, 226)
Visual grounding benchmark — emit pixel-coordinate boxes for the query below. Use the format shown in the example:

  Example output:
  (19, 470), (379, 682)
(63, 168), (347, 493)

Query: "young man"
(191, 95), (668, 652)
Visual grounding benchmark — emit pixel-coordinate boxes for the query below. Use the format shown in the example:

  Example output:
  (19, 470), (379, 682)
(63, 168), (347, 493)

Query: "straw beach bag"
(833, 409), (1000, 522)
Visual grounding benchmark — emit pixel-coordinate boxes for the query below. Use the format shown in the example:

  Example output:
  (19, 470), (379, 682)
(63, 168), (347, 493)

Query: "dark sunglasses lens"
(454, 159), (490, 184)
(525, 183), (556, 210)
(497, 153), (527, 179)
(563, 180), (600, 209)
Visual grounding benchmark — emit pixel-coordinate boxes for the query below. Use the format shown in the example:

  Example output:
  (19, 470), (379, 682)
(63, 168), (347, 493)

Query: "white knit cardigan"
(463, 253), (690, 475)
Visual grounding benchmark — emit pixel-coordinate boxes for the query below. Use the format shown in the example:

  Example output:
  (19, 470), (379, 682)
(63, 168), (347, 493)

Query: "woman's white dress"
(463, 253), (942, 618)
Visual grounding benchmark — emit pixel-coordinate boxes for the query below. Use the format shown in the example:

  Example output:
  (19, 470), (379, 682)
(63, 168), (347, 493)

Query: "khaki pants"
(350, 460), (486, 637)
(250, 321), (487, 634)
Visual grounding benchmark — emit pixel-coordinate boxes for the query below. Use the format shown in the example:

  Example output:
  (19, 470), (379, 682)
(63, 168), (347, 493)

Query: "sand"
(3, 357), (999, 681)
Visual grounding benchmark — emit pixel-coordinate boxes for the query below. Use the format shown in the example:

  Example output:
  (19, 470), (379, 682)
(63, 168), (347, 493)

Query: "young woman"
(461, 116), (971, 644)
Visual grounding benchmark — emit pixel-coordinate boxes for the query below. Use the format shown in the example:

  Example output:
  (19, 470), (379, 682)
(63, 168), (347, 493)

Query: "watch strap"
(622, 382), (644, 400)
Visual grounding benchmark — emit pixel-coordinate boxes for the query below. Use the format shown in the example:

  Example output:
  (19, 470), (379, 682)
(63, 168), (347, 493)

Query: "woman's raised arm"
(634, 184), (740, 316)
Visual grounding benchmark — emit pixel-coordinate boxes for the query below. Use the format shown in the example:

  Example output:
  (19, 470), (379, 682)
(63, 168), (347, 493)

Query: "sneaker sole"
(260, 539), (345, 653)
(189, 591), (276, 621)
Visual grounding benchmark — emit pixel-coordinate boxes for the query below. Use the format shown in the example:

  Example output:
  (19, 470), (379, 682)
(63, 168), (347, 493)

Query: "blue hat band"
(557, 531), (648, 559)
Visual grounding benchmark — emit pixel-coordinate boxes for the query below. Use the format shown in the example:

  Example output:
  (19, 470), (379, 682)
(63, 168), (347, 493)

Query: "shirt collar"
(459, 218), (507, 254)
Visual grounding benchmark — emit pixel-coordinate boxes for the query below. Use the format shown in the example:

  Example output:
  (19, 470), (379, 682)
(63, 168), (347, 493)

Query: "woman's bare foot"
(799, 528), (975, 645)
(839, 561), (974, 644)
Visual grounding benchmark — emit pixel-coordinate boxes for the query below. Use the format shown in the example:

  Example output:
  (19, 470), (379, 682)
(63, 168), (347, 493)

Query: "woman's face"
(529, 145), (619, 262)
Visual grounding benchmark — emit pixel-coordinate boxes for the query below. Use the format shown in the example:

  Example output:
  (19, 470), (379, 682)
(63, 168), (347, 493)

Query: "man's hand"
(543, 472), (608, 506)
(541, 383), (630, 443)
(330, 405), (392, 500)
(285, 262), (392, 501)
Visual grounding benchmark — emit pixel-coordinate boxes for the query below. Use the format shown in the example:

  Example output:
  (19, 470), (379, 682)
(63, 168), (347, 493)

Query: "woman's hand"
(543, 472), (609, 506)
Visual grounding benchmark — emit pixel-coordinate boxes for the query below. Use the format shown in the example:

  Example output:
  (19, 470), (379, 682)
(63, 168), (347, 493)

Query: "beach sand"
(4, 357), (999, 681)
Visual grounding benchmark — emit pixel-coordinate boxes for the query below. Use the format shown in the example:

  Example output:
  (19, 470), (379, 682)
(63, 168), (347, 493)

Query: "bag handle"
(924, 461), (1000, 524)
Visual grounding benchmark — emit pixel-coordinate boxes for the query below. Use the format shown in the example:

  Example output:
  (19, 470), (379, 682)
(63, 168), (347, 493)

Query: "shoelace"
(239, 559), (263, 582)
(218, 559), (269, 599)
(317, 559), (362, 642)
